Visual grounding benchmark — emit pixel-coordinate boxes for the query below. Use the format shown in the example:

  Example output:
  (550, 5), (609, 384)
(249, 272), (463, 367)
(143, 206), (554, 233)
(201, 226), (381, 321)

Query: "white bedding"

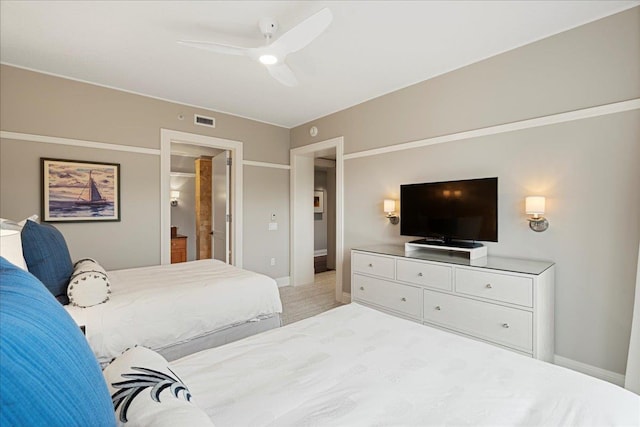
(172, 303), (639, 426)
(65, 259), (282, 365)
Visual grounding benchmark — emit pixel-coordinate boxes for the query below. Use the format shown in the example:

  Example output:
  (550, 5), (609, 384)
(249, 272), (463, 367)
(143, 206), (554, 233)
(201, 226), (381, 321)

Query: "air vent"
(194, 114), (215, 128)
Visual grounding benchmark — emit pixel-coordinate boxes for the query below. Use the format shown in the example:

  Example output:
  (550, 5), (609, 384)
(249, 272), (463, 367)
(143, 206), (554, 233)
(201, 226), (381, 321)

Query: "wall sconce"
(525, 196), (548, 232)
(384, 199), (399, 225)
(170, 190), (180, 207)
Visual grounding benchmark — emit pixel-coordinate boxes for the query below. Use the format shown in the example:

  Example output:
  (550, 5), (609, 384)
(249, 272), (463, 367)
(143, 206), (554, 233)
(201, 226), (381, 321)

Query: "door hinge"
(226, 157), (232, 166)
(226, 214), (231, 222)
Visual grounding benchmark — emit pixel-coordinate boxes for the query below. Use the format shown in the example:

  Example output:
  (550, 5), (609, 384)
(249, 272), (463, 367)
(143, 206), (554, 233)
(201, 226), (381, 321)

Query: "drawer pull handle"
(435, 306), (441, 311)
(486, 284), (492, 289)
(360, 286), (364, 291)
(417, 272), (423, 277)
(401, 297), (406, 302)
(368, 263), (373, 268)
(502, 323), (510, 329)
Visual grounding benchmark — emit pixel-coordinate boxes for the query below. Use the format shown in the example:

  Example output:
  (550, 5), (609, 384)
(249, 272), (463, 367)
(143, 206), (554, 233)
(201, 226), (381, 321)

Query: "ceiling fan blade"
(270, 8), (332, 56)
(267, 63), (299, 87)
(178, 40), (249, 56)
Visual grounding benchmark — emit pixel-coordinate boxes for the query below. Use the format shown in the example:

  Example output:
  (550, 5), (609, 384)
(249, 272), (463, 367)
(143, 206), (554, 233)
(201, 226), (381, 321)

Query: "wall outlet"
(268, 222), (278, 231)
(270, 258), (276, 266)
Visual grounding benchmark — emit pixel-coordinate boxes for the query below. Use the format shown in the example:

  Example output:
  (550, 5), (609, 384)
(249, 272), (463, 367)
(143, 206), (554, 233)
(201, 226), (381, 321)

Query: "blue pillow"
(0, 257), (115, 426)
(21, 220), (73, 304)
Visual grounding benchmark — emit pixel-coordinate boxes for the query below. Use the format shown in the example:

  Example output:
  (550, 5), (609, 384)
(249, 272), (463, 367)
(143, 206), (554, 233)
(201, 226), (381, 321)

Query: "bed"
(2, 257), (639, 426)
(65, 258), (283, 365)
(167, 303), (639, 426)
(1, 217), (282, 365)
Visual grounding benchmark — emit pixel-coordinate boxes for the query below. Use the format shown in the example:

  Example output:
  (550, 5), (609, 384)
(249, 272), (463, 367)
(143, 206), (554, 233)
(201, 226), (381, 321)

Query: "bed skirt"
(157, 313), (282, 362)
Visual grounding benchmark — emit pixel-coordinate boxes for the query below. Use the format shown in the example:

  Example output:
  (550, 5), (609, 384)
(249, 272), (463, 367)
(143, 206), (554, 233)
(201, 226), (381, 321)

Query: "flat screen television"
(400, 177), (498, 246)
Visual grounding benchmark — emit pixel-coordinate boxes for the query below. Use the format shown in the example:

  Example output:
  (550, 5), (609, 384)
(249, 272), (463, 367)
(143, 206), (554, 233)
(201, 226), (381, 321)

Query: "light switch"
(268, 222), (278, 231)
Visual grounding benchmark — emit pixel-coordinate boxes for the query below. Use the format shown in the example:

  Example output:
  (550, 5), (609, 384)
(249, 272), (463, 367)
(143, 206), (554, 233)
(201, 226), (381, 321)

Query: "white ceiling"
(1, 1), (637, 128)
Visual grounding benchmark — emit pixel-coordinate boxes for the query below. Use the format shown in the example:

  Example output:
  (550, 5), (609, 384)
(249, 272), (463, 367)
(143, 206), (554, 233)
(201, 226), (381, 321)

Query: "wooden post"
(195, 157), (213, 260)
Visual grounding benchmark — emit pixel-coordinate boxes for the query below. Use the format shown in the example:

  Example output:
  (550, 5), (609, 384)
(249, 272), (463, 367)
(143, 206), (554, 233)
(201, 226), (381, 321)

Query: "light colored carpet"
(278, 270), (344, 325)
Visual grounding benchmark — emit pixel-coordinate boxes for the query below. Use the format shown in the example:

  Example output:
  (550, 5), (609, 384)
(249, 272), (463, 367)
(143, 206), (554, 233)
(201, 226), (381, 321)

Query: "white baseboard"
(554, 355), (625, 387)
(341, 292), (351, 304)
(314, 249), (328, 257)
(275, 276), (290, 287)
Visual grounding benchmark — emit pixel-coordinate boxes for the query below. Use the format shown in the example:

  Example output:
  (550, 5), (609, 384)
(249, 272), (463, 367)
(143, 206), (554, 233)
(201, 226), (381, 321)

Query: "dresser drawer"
(455, 268), (533, 307)
(171, 237), (186, 250)
(423, 289), (532, 352)
(352, 252), (395, 279)
(353, 274), (421, 319)
(397, 259), (452, 291)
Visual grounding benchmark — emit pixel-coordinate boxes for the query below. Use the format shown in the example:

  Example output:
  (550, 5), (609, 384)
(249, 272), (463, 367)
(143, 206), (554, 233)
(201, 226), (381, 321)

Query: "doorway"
(313, 158), (336, 274)
(160, 129), (243, 267)
(290, 137), (344, 302)
(169, 145), (230, 263)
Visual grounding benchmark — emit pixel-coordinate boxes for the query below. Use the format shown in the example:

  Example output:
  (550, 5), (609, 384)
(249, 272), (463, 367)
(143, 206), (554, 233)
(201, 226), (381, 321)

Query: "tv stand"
(405, 239), (487, 259)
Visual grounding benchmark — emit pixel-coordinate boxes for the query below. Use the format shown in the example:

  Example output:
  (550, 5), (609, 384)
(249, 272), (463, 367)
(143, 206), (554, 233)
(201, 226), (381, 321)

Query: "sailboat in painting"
(75, 171), (109, 206)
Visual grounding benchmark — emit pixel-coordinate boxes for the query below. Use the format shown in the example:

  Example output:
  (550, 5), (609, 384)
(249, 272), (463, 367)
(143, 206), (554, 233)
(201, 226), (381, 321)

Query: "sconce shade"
(384, 199), (396, 213)
(171, 190), (180, 200)
(0, 229), (27, 270)
(525, 196), (545, 215)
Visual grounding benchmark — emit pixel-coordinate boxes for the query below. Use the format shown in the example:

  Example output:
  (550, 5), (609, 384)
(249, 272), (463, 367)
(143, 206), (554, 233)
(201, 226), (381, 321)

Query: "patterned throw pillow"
(103, 346), (213, 427)
(20, 219), (73, 304)
(68, 258), (111, 308)
(0, 257), (115, 426)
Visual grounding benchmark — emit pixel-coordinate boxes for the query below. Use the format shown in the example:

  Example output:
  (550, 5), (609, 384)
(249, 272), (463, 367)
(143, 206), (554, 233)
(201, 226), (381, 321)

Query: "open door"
(212, 151), (230, 263)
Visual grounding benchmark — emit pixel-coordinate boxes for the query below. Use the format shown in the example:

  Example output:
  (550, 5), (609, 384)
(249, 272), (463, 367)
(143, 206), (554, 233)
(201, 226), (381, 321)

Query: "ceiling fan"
(178, 8), (333, 87)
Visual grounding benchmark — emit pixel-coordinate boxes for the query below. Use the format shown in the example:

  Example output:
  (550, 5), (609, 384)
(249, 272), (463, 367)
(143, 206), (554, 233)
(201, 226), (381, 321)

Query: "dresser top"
(353, 244), (554, 275)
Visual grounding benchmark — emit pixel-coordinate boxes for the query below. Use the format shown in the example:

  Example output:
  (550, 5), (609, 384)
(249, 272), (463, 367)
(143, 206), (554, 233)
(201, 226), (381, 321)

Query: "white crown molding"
(0, 130), (161, 155)
(243, 160), (290, 170)
(344, 98), (640, 161)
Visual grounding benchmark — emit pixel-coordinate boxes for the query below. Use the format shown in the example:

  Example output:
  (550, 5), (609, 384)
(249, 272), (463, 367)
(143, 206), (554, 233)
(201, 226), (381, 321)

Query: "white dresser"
(351, 245), (555, 361)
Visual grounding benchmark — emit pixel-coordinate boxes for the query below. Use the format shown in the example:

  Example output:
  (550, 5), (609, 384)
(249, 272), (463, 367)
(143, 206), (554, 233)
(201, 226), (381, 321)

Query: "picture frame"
(314, 190), (324, 213)
(41, 158), (121, 222)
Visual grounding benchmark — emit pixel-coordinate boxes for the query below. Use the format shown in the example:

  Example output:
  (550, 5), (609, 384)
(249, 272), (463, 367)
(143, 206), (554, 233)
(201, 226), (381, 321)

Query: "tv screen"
(400, 177), (498, 243)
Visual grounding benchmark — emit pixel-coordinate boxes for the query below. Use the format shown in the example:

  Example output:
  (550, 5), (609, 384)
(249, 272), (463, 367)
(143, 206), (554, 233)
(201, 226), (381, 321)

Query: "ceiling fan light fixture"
(259, 54), (278, 65)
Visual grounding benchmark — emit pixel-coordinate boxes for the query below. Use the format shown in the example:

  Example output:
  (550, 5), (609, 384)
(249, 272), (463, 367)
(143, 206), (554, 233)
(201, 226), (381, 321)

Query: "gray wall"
(242, 165), (289, 279)
(0, 139), (158, 269)
(314, 169), (328, 252)
(290, 7), (640, 376)
(0, 64), (290, 276)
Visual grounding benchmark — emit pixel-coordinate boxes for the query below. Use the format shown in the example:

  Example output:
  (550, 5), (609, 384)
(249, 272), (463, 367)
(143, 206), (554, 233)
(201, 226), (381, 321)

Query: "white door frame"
(160, 129), (243, 267)
(290, 136), (344, 302)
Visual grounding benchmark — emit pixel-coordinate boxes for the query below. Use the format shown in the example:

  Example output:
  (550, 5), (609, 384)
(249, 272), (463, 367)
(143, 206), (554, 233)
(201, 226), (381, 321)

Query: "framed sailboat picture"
(41, 158), (121, 222)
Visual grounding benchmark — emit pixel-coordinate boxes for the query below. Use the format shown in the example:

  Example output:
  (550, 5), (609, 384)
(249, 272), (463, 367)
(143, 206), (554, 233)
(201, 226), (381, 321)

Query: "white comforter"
(66, 259), (282, 364)
(173, 303), (639, 426)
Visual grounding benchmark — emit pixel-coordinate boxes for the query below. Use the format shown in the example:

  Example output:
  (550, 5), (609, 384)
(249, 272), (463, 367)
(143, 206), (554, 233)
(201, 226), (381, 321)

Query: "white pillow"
(0, 214), (39, 231)
(0, 215), (37, 271)
(0, 229), (27, 270)
(103, 346), (214, 427)
(67, 258), (111, 308)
